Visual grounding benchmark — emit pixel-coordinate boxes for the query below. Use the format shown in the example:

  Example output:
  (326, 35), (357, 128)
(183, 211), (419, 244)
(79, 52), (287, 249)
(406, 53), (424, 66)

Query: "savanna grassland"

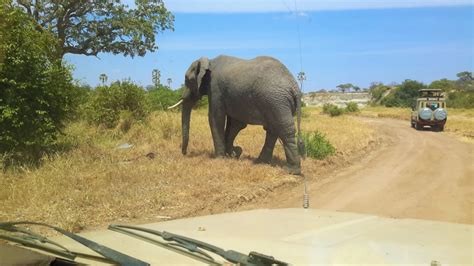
(356, 106), (474, 141)
(0, 108), (376, 232)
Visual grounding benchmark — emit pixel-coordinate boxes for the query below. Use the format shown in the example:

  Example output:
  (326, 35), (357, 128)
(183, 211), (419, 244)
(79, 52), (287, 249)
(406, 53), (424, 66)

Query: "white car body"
(48, 208), (473, 265)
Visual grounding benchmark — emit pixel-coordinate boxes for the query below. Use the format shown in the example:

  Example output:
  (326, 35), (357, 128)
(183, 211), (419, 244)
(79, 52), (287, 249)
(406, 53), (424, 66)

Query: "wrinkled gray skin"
(180, 55), (304, 175)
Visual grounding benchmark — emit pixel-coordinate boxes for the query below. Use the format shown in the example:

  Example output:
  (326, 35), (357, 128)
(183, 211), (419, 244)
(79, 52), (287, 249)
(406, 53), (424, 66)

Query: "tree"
(336, 83), (353, 93)
(99, 73), (108, 85)
(0, 3), (75, 164)
(429, 78), (456, 92)
(370, 81), (383, 90)
(382, 79), (425, 107)
(456, 71), (473, 82)
(456, 71), (474, 92)
(12, 0), (174, 58)
(353, 86), (361, 92)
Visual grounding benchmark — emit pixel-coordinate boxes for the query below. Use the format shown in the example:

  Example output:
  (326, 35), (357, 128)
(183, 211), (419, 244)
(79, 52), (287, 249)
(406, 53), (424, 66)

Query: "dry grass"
(0, 108), (375, 232)
(356, 106), (474, 140)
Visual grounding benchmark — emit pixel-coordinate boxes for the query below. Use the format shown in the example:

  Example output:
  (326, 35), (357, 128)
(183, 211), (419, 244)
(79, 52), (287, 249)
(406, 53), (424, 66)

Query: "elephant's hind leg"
(225, 117), (247, 158)
(256, 131), (278, 164)
(280, 133), (302, 175)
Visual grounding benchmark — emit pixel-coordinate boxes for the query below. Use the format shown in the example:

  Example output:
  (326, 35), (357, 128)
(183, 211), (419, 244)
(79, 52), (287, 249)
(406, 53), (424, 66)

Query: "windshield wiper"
(0, 221), (149, 266)
(109, 224), (289, 266)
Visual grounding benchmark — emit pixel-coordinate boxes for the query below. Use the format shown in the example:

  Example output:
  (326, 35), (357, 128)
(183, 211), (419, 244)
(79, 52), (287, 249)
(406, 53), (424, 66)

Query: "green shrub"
(85, 81), (149, 128)
(147, 85), (182, 110)
(380, 94), (401, 107)
(380, 79), (425, 108)
(0, 5), (75, 165)
(301, 131), (336, 160)
(447, 91), (474, 108)
(322, 103), (344, 117)
(370, 85), (390, 102)
(322, 103), (334, 114)
(345, 102), (359, 112)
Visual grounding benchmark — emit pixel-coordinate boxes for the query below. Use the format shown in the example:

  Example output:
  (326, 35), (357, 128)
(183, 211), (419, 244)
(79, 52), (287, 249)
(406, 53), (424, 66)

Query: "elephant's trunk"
(181, 101), (193, 155)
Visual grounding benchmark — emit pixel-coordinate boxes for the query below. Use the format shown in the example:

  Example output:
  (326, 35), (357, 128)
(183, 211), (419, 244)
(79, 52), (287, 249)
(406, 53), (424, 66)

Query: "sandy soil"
(245, 118), (474, 224)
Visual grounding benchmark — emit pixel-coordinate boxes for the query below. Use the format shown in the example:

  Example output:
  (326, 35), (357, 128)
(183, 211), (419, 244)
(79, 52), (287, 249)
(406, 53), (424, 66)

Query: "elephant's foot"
(226, 146), (242, 159)
(255, 154), (272, 164)
(286, 164), (302, 175)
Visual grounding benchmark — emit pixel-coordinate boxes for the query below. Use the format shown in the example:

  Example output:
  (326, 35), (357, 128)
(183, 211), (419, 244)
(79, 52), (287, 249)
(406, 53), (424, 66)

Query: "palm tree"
(99, 73), (108, 85)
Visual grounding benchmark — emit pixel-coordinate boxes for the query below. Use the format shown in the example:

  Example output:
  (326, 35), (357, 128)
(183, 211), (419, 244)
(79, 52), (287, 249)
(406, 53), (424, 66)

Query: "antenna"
(284, 0), (309, 209)
(294, 0), (309, 209)
(294, 0), (304, 79)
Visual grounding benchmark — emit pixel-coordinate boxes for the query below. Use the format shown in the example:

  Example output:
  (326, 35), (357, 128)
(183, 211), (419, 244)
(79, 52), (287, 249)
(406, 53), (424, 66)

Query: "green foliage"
(429, 79), (456, 92)
(12, 0), (174, 58)
(147, 85), (182, 110)
(84, 81), (149, 128)
(336, 83), (353, 93)
(345, 102), (359, 112)
(381, 79), (425, 107)
(456, 71), (473, 82)
(301, 131), (336, 160)
(455, 71), (474, 92)
(380, 93), (401, 107)
(69, 83), (93, 120)
(0, 4), (75, 165)
(446, 91), (474, 108)
(322, 103), (344, 117)
(369, 84), (390, 103)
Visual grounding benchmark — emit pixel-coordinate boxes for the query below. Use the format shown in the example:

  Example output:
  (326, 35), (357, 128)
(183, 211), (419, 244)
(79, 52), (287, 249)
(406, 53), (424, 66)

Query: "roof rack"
(419, 89), (444, 99)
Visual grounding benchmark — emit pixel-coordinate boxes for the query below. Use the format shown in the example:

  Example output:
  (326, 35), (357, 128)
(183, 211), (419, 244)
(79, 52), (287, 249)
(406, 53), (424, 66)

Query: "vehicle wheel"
(438, 125), (444, 132)
(410, 120), (415, 128)
(415, 122), (422, 130)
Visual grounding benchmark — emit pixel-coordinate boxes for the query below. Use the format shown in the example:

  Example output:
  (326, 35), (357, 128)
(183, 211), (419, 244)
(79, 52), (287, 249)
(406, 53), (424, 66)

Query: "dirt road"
(255, 118), (474, 224)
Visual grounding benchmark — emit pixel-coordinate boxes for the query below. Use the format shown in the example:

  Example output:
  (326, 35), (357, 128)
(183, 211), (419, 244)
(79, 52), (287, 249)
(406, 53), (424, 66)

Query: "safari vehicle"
(411, 89), (447, 131)
(1, 208), (472, 265)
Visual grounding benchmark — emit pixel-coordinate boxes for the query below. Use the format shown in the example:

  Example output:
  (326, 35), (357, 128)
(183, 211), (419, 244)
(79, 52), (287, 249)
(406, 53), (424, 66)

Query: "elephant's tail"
(296, 91), (306, 159)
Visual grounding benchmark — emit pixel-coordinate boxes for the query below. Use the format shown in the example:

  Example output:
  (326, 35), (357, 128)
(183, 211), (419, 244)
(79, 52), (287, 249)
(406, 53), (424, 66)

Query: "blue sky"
(67, 0), (473, 92)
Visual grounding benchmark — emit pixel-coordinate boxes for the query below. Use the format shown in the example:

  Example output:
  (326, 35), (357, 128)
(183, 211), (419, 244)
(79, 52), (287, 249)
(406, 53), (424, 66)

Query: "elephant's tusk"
(167, 99), (184, 109)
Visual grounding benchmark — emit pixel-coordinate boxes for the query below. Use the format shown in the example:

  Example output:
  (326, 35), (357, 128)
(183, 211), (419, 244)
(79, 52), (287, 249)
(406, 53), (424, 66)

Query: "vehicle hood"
(52, 208), (473, 265)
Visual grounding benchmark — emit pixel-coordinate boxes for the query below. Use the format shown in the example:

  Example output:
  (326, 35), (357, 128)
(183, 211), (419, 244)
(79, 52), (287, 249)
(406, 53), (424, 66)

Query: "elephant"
(169, 55), (305, 175)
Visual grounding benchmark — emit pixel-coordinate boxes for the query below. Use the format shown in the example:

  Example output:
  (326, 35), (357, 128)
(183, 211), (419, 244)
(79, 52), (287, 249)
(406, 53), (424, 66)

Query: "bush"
(381, 79), (425, 107)
(0, 5), (75, 165)
(369, 85), (390, 102)
(345, 102), (359, 112)
(147, 85), (181, 110)
(301, 131), (336, 160)
(322, 103), (344, 117)
(447, 91), (474, 108)
(84, 81), (149, 128)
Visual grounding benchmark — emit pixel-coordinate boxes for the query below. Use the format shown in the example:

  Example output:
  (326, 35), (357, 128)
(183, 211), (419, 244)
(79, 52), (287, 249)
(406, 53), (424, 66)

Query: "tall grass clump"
(302, 131), (336, 160)
(345, 102), (359, 113)
(322, 103), (344, 117)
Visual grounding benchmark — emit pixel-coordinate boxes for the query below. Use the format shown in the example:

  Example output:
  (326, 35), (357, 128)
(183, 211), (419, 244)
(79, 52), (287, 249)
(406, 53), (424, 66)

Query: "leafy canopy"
(12, 0), (174, 58)
(0, 3), (75, 164)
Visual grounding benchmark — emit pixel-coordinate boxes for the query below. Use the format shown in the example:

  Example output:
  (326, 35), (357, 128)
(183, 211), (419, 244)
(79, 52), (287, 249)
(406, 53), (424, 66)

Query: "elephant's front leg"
(225, 117), (247, 158)
(208, 105), (226, 157)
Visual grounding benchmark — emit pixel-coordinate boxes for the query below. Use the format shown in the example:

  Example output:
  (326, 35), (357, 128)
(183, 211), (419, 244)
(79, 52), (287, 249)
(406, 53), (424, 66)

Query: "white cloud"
(163, 0), (472, 13)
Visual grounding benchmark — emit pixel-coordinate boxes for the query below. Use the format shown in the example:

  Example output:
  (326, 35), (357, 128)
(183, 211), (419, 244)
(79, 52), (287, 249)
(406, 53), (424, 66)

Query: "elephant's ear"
(197, 57), (210, 90)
